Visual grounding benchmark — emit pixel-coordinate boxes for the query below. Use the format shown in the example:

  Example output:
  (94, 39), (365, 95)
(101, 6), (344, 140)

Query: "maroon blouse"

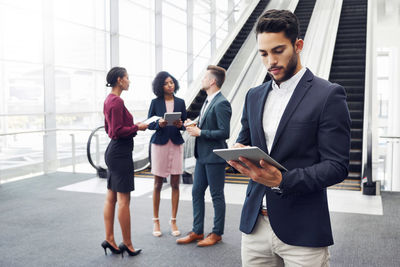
(103, 94), (138, 139)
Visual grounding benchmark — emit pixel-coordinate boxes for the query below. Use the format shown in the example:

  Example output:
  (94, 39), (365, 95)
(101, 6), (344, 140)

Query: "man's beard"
(271, 52), (298, 84)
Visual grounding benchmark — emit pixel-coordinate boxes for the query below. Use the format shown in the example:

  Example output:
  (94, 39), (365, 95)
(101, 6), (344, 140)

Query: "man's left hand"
(186, 125), (201, 137)
(228, 157), (282, 187)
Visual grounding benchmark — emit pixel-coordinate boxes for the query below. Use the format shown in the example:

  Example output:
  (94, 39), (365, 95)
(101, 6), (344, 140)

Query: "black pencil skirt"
(104, 137), (135, 193)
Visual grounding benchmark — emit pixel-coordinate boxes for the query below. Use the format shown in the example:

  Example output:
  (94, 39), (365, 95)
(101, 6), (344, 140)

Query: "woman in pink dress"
(147, 71), (187, 237)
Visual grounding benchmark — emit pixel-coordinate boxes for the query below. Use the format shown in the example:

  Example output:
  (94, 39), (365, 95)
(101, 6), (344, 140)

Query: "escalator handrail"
(87, 126), (108, 178)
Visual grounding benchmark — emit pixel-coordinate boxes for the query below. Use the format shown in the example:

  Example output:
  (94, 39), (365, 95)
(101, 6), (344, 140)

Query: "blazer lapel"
(160, 97), (167, 114)
(200, 91), (221, 127)
(173, 96), (178, 112)
(256, 82), (272, 154)
(270, 69), (314, 154)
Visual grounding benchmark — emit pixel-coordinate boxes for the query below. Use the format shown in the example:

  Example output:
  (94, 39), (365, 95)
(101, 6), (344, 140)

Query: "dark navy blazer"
(147, 96), (187, 145)
(195, 92), (232, 164)
(236, 69), (351, 247)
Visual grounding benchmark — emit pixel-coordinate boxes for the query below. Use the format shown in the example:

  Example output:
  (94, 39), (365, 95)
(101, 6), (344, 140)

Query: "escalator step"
(347, 93), (364, 101)
(348, 102), (364, 110)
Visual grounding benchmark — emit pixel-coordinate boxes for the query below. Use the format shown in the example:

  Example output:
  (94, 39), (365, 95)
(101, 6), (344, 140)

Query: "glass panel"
(54, 0), (108, 30)
(0, 4), (43, 63)
(54, 20), (108, 70)
(165, 0), (186, 10)
(55, 68), (99, 113)
(163, 2), (186, 24)
(0, 132), (44, 178)
(2, 62), (44, 114)
(119, 37), (154, 77)
(377, 55), (389, 77)
(0, 0), (42, 11)
(57, 130), (107, 169)
(163, 48), (187, 83)
(193, 56), (209, 80)
(127, 0), (154, 9)
(194, 30), (211, 58)
(96, 71), (109, 111)
(5, 115), (44, 132)
(119, 0), (154, 42)
(163, 17), (187, 52)
(120, 75), (153, 118)
(56, 113), (102, 130)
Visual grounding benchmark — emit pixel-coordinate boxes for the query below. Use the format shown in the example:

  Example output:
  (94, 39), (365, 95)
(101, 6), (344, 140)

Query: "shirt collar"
(272, 67), (307, 93)
(205, 90), (220, 103)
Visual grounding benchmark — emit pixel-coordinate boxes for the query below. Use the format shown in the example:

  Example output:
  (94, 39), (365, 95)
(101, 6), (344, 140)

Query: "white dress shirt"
(199, 90), (220, 124)
(262, 67), (306, 208)
(199, 90), (220, 133)
(263, 67), (307, 153)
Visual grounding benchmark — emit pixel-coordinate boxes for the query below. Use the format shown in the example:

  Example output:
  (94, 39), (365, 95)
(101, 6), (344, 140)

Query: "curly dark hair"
(152, 71), (180, 98)
(256, 9), (300, 44)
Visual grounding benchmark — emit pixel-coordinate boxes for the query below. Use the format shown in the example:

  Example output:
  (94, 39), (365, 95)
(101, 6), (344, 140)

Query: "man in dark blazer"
(177, 65), (232, 247)
(228, 10), (351, 266)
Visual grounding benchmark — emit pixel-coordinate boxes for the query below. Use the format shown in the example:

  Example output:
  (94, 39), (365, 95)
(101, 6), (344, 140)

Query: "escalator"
(186, 0), (270, 119)
(328, 0), (368, 190)
(264, 0), (317, 83)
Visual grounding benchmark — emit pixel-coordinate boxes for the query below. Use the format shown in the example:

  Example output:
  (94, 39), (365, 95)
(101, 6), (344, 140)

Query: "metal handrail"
(0, 128), (96, 136)
(379, 136), (400, 140)
(362, 0), (374, 194)
(86, 126), (108, 178)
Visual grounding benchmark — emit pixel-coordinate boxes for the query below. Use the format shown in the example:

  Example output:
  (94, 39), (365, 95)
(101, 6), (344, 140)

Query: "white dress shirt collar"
(205, 90), (220, 103)
(271, 67), (307, 93)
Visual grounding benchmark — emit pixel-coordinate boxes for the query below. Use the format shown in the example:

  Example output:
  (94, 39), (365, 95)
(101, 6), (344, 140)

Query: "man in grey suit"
(177, 65), (232, 247)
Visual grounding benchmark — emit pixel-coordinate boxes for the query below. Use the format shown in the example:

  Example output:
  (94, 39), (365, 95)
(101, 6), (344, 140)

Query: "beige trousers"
(241, 215), (330, 267)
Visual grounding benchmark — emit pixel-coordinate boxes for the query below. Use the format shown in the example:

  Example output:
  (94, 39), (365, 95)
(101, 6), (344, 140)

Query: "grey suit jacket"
(194, 92), (232, 164)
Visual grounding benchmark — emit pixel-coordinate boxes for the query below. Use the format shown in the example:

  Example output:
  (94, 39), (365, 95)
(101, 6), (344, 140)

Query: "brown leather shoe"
(197, 233), (222, 247)
(176, 232), (204, 244)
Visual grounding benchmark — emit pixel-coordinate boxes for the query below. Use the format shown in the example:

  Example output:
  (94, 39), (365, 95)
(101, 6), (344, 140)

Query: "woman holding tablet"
(147, 71), (187, 237)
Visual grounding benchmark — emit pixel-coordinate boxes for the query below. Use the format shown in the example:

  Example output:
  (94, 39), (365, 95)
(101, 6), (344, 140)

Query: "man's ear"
(295, 39), (304, 54)
(210, 77), (217, 87)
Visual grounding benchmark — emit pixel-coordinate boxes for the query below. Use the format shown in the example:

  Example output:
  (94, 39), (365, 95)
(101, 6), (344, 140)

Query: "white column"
(210, 0), (217, 56)
(187, 0), (194, 85)
(155, 0), (163, 73)
(43, 0), (57, 173)
(110, 0), (119, 67)
(0, 7), (6, 151)
(390, 48), (400, 191)
(228, 0), (235, 33)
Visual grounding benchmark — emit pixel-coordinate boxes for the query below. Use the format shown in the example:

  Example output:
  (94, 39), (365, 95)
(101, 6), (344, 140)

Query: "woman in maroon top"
(101, 67), (147, 257)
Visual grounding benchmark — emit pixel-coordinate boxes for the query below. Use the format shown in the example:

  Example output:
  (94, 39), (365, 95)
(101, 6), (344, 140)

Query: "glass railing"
(0, 128), (105, 182)
(376, 136), (400, 191)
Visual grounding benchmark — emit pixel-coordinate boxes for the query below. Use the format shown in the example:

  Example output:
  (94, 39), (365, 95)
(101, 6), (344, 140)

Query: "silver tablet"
(213, 146), (287, 171)
(163, 112), (182, 126)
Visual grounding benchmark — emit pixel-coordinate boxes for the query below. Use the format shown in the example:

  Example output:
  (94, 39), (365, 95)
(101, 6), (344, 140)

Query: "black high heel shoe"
(118, 243), (142, 257)
(101, 240), (121, 255)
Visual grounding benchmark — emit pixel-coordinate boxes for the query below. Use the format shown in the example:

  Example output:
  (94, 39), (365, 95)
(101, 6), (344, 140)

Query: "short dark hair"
(106, 67), (127, 87)
(207, 65), (226, 88)
(255, 9), (299, 44)
(152, 71), (180, 98)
